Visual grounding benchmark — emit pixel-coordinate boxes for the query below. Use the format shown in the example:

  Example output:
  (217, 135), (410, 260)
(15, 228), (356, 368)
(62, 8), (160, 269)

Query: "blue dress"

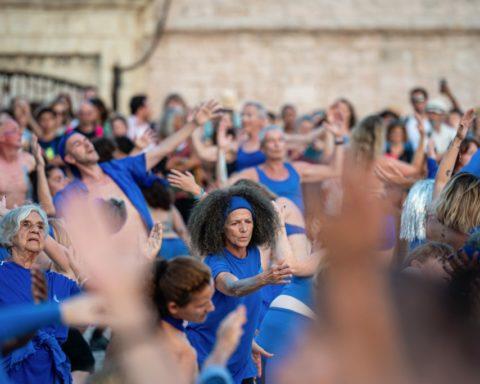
(255, 163), (304, 213)
(0, 261), (81, 384)
(187, 247), (262, 384)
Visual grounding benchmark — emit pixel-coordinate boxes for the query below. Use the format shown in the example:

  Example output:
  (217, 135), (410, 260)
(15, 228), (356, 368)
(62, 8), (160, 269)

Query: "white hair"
(243, 101), (268, 119)
(0, 204), (49, 248)
(259, 124), (284, 144)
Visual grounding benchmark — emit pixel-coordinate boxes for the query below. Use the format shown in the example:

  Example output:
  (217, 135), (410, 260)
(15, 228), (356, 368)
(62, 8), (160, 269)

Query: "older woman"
(186, 185), (292, 384)
(0, 204), (81, 384)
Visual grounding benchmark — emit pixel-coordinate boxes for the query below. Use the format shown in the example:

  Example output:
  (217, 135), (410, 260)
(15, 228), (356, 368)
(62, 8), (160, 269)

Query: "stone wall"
(1, 0), (479, 116)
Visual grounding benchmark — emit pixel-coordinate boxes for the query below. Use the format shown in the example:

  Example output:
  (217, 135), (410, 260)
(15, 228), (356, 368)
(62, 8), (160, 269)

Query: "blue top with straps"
(235, 146), (266, 172)
(255, 163), (304, 213)
(281, 276), (314, 310)
(285, 223), (306, 236)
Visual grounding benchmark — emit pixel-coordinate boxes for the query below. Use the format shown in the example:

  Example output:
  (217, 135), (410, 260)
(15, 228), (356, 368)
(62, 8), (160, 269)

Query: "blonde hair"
(48, 218), (72, 248)
(350, 115), (385, 166)
(436, 173), (480, 233)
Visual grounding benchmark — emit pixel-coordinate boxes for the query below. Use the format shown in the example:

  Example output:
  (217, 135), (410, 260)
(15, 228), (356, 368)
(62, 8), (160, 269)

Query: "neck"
(265, 158), (285, 170)
(78, 163), (104, 181)
(11, 249), (38, 269)
(135, 114), (147, 124)
(225, 243), (247, 258)
(79, 122), (95, 134)
(0, 145), (20, 162)
(43, 130), (57, 141)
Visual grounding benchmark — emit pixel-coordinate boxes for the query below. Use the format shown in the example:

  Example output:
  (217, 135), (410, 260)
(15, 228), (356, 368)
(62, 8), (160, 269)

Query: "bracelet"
(194, 188), (206, 200)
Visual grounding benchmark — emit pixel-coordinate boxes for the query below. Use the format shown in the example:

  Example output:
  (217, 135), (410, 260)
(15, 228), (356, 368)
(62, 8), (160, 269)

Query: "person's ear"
(167, 301), (180, 316)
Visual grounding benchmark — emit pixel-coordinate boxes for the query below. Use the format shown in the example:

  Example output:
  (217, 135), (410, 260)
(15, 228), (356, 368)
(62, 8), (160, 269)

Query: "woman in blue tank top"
(186, 185), (294, 384)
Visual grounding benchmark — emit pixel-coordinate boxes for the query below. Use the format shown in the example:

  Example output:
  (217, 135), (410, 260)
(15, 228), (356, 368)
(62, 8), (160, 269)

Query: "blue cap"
(224, 196), (253, 218)
(57, 131), (78, 161)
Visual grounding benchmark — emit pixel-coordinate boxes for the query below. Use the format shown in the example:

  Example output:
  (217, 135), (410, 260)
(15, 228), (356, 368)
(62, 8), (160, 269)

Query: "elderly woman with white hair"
(0, 204), (81, 384)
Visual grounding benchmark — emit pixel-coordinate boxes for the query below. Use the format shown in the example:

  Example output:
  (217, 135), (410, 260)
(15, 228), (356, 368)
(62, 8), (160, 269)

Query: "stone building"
(1, 0), (480, 117)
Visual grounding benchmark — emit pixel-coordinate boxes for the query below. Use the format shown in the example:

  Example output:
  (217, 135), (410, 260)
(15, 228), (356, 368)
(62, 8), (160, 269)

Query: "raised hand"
(31, 265), (48, 304)
(188, 100), (222, 126)
(143, 222), (163, 260)
(414, 112), (426, 137)
(456, 108), (476, 140)
(31, 135), (45, 168)
(167, 169), (202, 196)
(135, 129), (156, 150)
(261, 260), (292, 285)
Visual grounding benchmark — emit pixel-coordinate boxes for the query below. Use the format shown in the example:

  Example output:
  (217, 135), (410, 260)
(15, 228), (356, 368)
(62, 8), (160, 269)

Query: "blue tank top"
(255, 163), (304, 212)
(285, 223), (306, 236)
(281, 276), (314, 310)
(235, 146), (266, 172)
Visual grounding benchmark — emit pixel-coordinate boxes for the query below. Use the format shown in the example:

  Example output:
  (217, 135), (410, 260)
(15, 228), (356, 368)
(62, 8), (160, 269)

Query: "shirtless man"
(0, 115), (36, 209)
(54, 100), (221, 250)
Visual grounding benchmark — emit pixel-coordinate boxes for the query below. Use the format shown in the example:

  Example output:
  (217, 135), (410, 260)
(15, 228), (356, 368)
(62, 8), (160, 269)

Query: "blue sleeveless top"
(281, 276), (314, 309)
(235, 146), (266, 172)
(255, 163), (304, 212)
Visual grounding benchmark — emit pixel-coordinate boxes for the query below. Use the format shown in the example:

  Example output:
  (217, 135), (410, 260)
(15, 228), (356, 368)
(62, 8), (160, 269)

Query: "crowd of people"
(1, 78), (480, 384)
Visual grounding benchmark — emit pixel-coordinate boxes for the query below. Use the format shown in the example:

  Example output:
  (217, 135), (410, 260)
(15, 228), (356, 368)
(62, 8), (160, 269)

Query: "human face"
(170, 281), (215, 323)
(0, 118), (22, 148)
(389, 126), (405, 144)
(39, 112), (57, 134)
(411, 92), (427, 113)
(298, 119), (314, 135)
(459, 142), (479, 168)
(262, 129), (287, 161)
(112, 118), (128, 137)
(78, 103), (97, 125)
(12, 211), (46, 254)
(53, 103), (68, 125)
(428, 111), (445, 128)
(65, 133), (100, 166)
(47, 168), (69, 196)
(282, 107), (296, 127)
(242, 105), (264, 134)
(224, 209), (254, 250)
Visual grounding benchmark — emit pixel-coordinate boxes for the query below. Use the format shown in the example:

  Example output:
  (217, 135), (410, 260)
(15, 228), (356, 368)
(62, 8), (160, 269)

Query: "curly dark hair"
(188, 185), (280, 256)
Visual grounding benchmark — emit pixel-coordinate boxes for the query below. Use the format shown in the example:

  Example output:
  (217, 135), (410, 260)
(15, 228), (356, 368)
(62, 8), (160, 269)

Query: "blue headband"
(57, 131), (78, 161)
(459, 149), (480, 178)
(225, 196), (253, 218)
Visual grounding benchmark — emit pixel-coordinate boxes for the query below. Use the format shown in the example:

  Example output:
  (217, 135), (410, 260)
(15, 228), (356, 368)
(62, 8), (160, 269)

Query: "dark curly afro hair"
(188, 184), (280, 256)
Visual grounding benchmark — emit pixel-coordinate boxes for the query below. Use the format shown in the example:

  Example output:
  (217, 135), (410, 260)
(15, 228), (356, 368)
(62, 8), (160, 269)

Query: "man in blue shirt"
(54, 100), (221, 245)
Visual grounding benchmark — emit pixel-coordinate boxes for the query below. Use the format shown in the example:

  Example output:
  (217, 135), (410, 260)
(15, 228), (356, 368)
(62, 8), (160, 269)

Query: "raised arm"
(32, 135), (56, 216)
(440, 79), (462, 113)
(145, 100), (222, 171)
(433, 109), (475, 199)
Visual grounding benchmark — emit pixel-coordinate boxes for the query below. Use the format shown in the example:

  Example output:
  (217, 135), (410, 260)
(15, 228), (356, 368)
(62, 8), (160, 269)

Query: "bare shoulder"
(21, 151), (36, 172)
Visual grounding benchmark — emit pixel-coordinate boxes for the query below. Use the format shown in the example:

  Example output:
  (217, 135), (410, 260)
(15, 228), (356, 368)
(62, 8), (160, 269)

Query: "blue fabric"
(281, 276), (314, 309)
(285, 223), (306, 236)
(225, 196), (253, 218)
(57, 131), (77, 161)
(0, 247), (9, 262)
(39, 136), (63, 158)
(163, 316), (185, 332)
(197, 365), (233, 384)
(255, 163), (304, 212)
(54, 154), (154, 231)
(187, 247), (262, 384)
(0, 261), (80, 384)
(159, 238), (190, 260)
(235, 147), (266, 172)
(426, 157), (438, 179)
(460, 148), (480, 177)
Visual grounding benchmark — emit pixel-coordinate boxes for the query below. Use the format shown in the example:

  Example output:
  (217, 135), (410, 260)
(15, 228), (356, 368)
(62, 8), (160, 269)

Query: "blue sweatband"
(224, 196), (253, 218)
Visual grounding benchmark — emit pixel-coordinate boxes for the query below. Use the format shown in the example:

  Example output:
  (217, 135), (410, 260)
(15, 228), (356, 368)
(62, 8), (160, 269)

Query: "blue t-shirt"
(235, 146), (266, 172)
(0, 261), (80, 384)
(187, 247), (262, 384)
(54, 154), (154, 231)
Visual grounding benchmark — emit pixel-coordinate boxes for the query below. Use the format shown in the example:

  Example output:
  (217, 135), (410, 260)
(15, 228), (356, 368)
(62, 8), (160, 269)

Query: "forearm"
(146, 122), (196, 170)
(285, 128), (323, 145)
(411, 135), (426, 173)
(44, 236), (75, 276)
(36, 165), (56, 216)
(221, 274), (266, 297)
(216, 148), (229, 187)
(433, 136), (462, 198)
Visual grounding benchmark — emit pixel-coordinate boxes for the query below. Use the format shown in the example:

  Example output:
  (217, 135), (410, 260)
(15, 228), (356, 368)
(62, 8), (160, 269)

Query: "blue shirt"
(0, 247), (9, 262)
(255, 163), (304, 212)
(53, 154), (154, 231)
(0, 261), (80, 384)
(235, 147), (266, 172)
(187, 247), (262, 384)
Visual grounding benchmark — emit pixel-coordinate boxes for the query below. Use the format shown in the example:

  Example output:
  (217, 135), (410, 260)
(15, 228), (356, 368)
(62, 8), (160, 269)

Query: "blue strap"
(285, 223), (306, 236)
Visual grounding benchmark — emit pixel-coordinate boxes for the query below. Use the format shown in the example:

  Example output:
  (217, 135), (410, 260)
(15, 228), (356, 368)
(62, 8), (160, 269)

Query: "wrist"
(207, 344), (231, 366)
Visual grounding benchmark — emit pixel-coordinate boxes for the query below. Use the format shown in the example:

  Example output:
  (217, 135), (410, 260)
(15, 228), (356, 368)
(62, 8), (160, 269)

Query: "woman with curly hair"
(186, 185), (293, 384)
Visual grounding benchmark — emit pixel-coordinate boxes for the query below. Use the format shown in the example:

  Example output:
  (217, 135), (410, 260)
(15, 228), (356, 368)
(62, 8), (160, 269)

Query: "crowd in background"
(1, 77), (480, 384)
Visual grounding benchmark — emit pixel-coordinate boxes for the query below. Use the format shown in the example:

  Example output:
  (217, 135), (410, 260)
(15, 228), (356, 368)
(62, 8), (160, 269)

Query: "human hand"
(188, 100), (222, 126)
(167, 169), (202, 196)
(456, 108), (475, 140)
(31, 135), (45, 168)
(135, 129), (156, 150)
(216, 119), (233, 150)
(142, 222), (163, 260)
(212, 305), (246, 365)
(261, 260), (292, 285)
(31, 265), (48, 304)
(414, 112), (426, 137)
(252, 340), (273, 377)
(60, 294), (109, 327)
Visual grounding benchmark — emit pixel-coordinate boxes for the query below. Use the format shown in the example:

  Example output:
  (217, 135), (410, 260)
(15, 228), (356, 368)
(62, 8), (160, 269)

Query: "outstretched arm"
(145, 100), (222, 171)
(433, 109), (475, 199)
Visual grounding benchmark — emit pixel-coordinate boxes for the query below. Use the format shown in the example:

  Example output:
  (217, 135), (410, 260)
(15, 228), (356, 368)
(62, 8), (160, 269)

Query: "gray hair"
(259, 124), (284, 144)
(0, 204), (49, 248)
(243, 101), (268, 120)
